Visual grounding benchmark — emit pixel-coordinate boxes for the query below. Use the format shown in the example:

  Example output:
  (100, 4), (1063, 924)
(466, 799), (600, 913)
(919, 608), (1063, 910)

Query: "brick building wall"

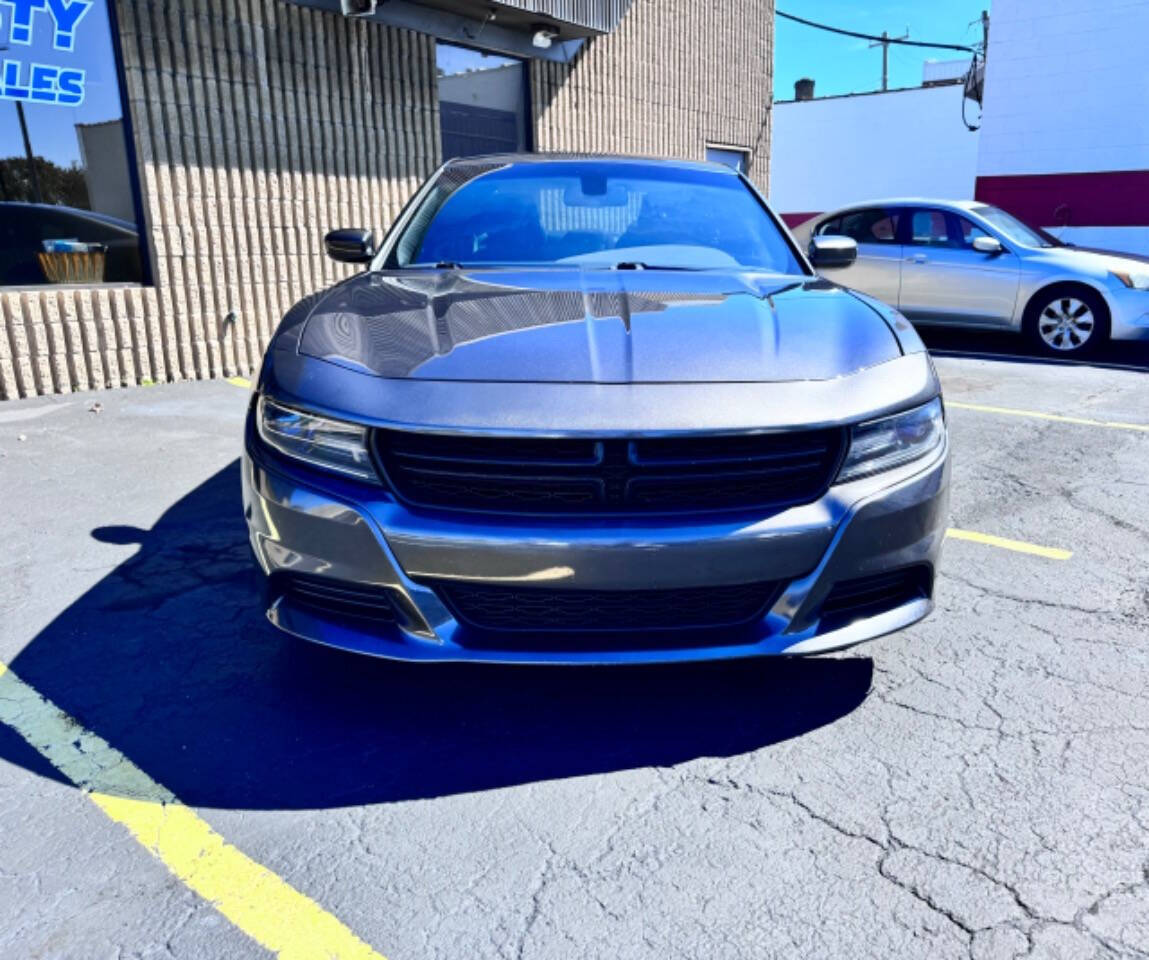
(0, 0), (774, 400)
(532, 0), (773, 190)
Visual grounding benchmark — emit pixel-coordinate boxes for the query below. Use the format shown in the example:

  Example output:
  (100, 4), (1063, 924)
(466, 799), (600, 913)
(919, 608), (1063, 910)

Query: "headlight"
(1111, 270), (1149, 290)
(257, 396), (377, 481)
(837, 398), (945, 483)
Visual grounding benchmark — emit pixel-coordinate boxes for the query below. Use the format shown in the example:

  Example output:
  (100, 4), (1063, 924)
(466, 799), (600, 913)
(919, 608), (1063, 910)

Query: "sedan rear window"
(392, 161), (803, 273)
(821, 208), (900, 245)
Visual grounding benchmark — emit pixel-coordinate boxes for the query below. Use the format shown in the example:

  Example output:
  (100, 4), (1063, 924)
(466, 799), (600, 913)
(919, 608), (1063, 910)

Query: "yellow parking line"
(227, 376), (252, 389)
(947, 400), (1149, 433)
(946, 527), (1072, 560)
(0, 660), (386, 960)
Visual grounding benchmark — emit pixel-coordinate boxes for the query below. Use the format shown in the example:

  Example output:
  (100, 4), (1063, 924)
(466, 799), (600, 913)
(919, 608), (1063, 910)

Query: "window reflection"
(0, 0), (145, 286)
(437, 42), (528, 160)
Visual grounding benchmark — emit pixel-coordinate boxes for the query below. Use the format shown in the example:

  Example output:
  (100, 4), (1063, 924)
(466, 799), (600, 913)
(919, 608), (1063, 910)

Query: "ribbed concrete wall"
(0, 0), (440, 399)
(0, 0), (773, 399)
(532, 0), (773, 190)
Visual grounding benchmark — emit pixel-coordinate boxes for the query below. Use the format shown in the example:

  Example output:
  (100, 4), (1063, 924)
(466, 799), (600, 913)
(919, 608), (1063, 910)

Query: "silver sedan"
(793, 199), (1149, 356)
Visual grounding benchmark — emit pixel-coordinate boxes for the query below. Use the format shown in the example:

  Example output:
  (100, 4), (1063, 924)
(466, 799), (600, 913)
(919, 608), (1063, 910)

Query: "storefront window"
(437, 42), (528, 160)
(0, 0), (146, 286)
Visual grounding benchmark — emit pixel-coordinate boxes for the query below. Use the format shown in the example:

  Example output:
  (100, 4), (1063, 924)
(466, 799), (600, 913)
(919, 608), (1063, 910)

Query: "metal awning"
(421, 1), (628, 36)
(288, 0), (630, 62)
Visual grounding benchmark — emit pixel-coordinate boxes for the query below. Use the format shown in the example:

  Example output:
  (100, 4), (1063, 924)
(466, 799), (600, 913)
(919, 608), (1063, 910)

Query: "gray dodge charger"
(242, 154), (950, 663)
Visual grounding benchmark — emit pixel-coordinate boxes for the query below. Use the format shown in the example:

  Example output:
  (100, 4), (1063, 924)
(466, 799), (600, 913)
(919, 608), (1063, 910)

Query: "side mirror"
(809, 235), (858, 269)
(325, 228), (375, 264)
(972, 235), (1004, 256)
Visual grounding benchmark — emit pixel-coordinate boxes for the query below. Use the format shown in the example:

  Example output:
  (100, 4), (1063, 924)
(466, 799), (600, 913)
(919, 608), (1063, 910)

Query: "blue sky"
(775, 1), (990, 100)
(437, 41), (519, 76)
(2, 0), (124, 166)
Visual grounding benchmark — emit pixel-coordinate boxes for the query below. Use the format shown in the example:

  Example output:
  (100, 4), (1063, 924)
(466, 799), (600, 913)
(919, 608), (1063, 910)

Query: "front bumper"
(242, 421), (950, 664)
(1105, 285), (1149, 341)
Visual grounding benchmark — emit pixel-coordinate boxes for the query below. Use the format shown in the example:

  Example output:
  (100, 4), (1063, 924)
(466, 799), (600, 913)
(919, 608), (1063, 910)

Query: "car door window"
(0, 216), (37, 248)
(909, 210), (954, 247)
(45, 211), (131, 245)
(867, 211), (900, 243)
(954, 216), (992, 249)
(37, 211), (81, 243)
(827, 208), (901, 245)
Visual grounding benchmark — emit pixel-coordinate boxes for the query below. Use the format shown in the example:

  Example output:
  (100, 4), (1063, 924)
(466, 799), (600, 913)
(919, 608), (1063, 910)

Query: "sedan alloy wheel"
(1038, 296), (1095, 351)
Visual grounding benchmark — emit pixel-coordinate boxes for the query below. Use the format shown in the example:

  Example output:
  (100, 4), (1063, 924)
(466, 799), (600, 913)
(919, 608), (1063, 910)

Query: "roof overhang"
(285, 0), (630, 62)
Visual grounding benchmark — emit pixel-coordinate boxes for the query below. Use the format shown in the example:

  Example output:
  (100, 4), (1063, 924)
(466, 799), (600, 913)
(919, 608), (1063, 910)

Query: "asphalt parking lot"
(2, 347), (1148, 960)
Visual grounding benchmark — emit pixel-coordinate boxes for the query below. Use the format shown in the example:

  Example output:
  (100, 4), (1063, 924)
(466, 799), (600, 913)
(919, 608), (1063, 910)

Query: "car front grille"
(435, 580), (781, 634)
(372, 428), (845, 516)
(274, 573), (398, 623)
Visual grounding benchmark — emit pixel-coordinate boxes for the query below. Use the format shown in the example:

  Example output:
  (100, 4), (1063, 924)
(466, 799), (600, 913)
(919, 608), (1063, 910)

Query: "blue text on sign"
(0, 0), (94, 52)
(0, 58), (84, 104)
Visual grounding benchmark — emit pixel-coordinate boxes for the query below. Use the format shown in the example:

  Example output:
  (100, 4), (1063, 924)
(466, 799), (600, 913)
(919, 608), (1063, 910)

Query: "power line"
(777, 10), (977, 54)
(776, 9), (986, 132)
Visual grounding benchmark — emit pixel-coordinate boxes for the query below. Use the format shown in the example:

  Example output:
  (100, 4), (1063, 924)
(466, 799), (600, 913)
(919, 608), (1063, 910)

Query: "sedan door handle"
(907, 253), (928, 264)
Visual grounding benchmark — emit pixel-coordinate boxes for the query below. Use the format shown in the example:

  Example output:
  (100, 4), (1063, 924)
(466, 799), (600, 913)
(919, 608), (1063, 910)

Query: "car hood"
(296, 268), (902, 384)
(1034, 246), (1149, 272)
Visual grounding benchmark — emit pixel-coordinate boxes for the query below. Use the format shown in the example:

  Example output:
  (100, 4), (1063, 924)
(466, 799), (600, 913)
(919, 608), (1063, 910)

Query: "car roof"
(0, 201), (137, 232)
(816, 198), (986, 220)
(441, 152), (740, 175)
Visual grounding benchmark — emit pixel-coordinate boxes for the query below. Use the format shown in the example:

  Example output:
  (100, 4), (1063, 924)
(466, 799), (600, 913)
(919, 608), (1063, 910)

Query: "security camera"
(532, 24), (558, 48)
(341, 0), (377, 17)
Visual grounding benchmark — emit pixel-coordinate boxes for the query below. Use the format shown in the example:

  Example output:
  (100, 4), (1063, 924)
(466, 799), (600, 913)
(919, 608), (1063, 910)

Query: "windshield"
(970, 204), (1056, 247)
(391, 161), (804, 273)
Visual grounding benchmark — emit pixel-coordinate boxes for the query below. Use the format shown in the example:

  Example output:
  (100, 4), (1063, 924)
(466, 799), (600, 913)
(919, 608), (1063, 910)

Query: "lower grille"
(436, 580), (780, 633)
(372, 428), (846, 517)
(817, 566), (931, 624)
(275, 573), (398, 623)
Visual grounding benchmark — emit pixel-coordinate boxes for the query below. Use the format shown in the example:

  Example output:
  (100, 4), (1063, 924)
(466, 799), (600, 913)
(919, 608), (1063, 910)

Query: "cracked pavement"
(1, 351), (1147, 960)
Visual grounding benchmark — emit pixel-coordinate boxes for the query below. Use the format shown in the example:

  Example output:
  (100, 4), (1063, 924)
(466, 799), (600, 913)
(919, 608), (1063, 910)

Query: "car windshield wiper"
(611, 261), (699, 271)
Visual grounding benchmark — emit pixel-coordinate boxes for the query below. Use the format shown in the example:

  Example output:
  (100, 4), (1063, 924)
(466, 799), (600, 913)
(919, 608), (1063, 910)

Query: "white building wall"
(922, 59), (970, 85)
(77, 120), (135, 223)
(977, 0), (1149, 177)
(975, 0), (1149, 255)
(769, 84), (979, 222)
(439, 64), (526, 114)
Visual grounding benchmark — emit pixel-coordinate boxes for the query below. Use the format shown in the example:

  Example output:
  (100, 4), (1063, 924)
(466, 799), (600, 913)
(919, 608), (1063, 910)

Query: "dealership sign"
(0, 0), (93, 105)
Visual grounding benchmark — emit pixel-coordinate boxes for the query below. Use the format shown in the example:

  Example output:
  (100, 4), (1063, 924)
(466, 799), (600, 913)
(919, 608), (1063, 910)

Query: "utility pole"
(0, 42), (42, 204)
(868, 28), (909, 91)
(15, 103), (43, 205)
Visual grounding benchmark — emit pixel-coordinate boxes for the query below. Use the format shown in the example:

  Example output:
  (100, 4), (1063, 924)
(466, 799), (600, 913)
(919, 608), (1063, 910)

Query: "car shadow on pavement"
(2, 461), (873, 811)
(920, 327), (1149, 370)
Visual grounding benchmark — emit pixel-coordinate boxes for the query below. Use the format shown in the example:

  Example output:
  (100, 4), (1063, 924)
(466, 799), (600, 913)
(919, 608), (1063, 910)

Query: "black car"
(0, 201), (142, 285)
